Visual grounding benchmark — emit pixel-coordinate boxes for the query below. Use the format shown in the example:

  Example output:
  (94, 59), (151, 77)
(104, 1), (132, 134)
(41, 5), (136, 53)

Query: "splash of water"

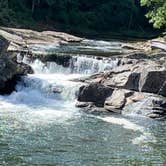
(100, 116), (156, 145)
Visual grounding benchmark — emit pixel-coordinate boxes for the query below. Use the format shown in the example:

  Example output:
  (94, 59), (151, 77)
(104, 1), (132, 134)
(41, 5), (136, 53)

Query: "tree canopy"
(141, 0), (166, 29)
(0, 0), (161, 38)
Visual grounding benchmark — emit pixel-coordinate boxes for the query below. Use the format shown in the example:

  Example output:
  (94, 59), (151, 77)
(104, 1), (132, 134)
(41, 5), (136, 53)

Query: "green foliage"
(0, 0), (160, 38)
(141, 0), (166, 29)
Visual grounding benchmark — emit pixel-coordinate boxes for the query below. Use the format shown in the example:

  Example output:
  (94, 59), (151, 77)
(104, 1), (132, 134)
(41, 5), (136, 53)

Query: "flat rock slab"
(0, 27), (83, 52)
(151, 41), (166, 51)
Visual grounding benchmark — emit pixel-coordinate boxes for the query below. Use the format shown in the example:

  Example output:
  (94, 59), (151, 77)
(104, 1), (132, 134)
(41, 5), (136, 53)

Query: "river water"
(0, 40), (165, 165)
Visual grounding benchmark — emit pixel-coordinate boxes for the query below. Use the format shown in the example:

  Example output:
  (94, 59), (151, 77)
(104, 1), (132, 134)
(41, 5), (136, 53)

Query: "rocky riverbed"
(0, 27), (166, 119)
(0, 27), (166, 165)
(76, 52), (166, 119)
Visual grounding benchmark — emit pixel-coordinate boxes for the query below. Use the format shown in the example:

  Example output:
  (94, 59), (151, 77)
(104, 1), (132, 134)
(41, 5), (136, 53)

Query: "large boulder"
(39, 54), (71, 67)
(78, 83), (113, 106)
(0, 35), (33, 95)
(139, 70), (166, 94)
(0, 56), (33, 94)
(104, 89), (130, 113)
(124, 72), (140, 91)
(104, 89), (144, 113)
(101, 62), (166, 96)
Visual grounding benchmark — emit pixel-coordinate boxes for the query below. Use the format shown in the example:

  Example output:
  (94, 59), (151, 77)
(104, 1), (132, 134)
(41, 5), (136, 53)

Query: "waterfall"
(26, 55), (119, 75)
(15, 53), (119, 106)
(69, 56), (119, 74)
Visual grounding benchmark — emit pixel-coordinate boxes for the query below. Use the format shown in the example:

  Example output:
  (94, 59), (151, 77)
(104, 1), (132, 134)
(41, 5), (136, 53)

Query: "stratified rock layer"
(76, 52), (166, 119)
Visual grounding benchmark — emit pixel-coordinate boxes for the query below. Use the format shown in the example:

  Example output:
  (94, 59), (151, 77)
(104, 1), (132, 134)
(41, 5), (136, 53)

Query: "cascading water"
(0, 42), (165, 165)
(0, 55), (119, 121)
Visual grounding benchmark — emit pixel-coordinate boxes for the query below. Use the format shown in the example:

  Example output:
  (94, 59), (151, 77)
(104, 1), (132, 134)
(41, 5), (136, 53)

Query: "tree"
(0, 0), (8, 8)
(31, 0), (41, 13)
(140, 0), (166, 29)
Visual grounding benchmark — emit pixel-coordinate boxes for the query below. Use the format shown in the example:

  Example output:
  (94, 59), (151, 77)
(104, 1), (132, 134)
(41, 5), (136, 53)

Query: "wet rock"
(0, 36), (9, 55)
(0, 75), (20, 94)
(124, 72), (140, 91)
(41, 54), (71, 67)
(0, 43), (33, 94)
(52, 86), (63, 93)
(139, 70), (166, 94)
(159, 81), (166, 97)
(0, 27), (82, 52)
(126, 53), (149, 59)
(148, 98), (166, 119)
(0, 57), (33, 94)
(125, 92), (145, 105)
(76, 101), (94, 108)
(150, 52), (166, 59)
(91, 62), (166, 96)
(17, 62), (34, 74)
(78, 83), (114, 106)
(124, 96), (166, 119)
(118, 58), (136, 65)
(79, 105), (109, 114)
(105, 89), (127, 112)
(104, 89), (134, 113)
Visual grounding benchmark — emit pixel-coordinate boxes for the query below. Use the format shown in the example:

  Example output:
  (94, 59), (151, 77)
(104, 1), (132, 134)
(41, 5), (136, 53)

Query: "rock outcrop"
(78, 83), (113, 106)
(37, 53), (71, 67)
(0, 27), (83, 53)
(0, 35), (33, 94)
(82, 61), (166, 96)
(76, 53), (166, 119)
(104, 89), (134, 113)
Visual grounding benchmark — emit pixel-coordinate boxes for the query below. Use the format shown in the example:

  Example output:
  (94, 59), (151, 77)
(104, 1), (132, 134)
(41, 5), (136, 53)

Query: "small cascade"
(15, 50), (120, 104)
(69, 56), (119, 74)
(25, 55), (119, 75)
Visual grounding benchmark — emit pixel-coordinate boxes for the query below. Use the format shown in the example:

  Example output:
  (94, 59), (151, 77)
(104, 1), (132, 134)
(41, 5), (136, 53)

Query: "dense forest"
(0, 0), (165, 38)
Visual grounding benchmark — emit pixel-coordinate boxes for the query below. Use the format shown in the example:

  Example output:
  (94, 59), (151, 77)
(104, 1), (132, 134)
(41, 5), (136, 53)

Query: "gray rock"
(127, 53), (149, 59)
(158, 81), (166, 97)
(78, 83), (114, 106)
(76, 101), (94, 108)
(124, 72), (140, 91)
(0, 36), (9, 56)
(139, 70), (166, 94)
(151, 41), (166, 51)
(104, 89), (135, 113)
(124, 96), (166, 119)
(39, 54), (71, 67)
(0, 36), (33, 94)
(148, 98), (166, 119)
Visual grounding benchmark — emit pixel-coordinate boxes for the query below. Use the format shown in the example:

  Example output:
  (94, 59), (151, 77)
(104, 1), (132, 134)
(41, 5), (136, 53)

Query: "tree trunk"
(32, 0), (35, 13)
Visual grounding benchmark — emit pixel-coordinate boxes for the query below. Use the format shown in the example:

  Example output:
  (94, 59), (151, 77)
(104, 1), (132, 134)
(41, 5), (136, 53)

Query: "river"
(0, 40), (165, 165)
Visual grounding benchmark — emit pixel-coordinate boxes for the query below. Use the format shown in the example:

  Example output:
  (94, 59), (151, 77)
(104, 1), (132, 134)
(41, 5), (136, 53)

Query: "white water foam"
(100, 116), (156, 145)
(1, 48), (156, 146)
(101, 117), (144, 131)
(27, 56), (119, 75)
(69, 56), (119, 74)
